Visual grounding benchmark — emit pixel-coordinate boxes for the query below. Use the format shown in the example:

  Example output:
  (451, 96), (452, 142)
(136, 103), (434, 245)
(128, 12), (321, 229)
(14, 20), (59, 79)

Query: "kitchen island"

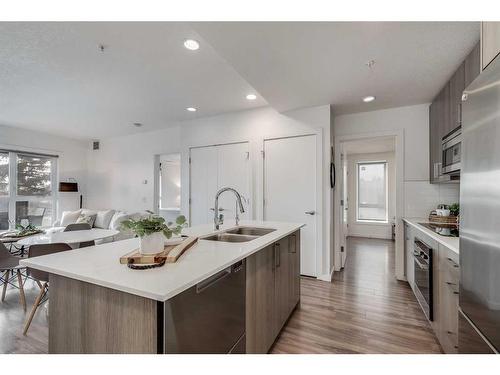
(20, 220), (303, 354)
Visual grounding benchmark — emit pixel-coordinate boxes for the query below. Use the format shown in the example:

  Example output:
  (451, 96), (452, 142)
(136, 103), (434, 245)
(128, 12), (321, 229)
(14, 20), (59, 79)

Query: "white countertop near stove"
(403, 218), (459, 254)
(20, 220), (303, 301)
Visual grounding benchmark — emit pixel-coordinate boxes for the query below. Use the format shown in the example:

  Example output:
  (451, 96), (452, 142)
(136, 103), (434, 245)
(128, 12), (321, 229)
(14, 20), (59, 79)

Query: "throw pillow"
(60, 210), (82, 226)
(94, 209), (116, 229)
(109, 212), (130, 231)
(76, 213), (97, 227)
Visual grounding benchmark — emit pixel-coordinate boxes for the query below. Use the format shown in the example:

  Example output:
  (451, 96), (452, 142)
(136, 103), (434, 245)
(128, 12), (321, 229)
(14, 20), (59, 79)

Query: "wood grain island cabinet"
(246, 231), (300, 353)
(46, 229), (301, 354)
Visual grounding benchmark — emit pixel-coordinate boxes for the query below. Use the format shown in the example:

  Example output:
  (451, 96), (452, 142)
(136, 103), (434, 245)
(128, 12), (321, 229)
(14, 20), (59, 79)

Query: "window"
(0, 151), (57, 231)
(357, 161), (388, 222)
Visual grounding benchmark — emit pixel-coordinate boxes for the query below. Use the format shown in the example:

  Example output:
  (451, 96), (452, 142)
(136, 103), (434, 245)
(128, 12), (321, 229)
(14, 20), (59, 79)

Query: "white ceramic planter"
(139, 232), (165, 255)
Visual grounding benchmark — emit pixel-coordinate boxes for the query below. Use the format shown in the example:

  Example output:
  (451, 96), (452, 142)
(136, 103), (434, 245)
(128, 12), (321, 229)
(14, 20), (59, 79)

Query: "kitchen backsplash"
(404, 181), (460, 218)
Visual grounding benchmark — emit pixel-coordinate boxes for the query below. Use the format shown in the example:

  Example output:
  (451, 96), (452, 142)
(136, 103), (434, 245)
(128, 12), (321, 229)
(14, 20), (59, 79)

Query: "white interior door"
(217, 143), (250, 222)
(189, 146), (218, 226)
(264, 135), (317, 277)
(340, 149), (348, 268)
(190, 142), (250, 226)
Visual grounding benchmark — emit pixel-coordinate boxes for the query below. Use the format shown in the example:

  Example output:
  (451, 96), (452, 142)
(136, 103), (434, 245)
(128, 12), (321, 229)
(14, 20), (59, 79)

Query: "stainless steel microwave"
(442, 127), (462, 175)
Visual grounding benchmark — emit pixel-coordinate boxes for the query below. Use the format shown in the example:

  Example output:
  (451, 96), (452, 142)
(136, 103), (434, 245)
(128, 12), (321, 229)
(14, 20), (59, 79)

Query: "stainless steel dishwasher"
(163, 260), (246, 353)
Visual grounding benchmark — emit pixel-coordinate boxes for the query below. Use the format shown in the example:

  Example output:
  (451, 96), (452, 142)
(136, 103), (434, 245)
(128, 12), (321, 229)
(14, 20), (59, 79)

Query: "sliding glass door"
(0, 150), (57, 230)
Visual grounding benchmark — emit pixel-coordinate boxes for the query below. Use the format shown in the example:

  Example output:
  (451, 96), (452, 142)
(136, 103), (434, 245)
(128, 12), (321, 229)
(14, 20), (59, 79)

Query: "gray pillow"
(76, 214), (97, 227)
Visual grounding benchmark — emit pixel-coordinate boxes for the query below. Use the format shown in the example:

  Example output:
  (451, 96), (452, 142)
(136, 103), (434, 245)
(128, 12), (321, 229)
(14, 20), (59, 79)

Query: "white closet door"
(217, 142), (250, 222)
(264, 135), (317, 277)
(189, 146), (218, 226)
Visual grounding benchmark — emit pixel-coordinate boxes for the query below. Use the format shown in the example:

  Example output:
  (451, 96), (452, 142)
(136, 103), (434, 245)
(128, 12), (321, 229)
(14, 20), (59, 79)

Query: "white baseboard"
(317, 267), (335, 282)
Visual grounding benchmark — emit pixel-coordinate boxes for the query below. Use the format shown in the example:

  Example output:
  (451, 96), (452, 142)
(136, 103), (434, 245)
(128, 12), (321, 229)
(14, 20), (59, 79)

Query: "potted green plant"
(121, 214), (187, 254)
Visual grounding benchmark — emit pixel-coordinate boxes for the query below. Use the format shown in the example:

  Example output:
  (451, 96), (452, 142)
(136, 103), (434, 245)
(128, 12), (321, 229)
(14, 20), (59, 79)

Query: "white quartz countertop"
(20, 220), (303, 301)
(403, 218), (459, 254)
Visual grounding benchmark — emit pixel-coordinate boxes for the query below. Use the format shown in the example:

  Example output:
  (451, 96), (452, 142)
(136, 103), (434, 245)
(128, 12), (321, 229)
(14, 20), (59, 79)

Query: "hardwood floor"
(0, 277), (48, 354)
(272, 237), (443, 354)
(2, 237), (441, 354)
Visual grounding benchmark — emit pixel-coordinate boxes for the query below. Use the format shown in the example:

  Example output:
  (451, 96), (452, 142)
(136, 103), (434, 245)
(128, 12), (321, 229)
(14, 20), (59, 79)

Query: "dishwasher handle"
(196, 266), (232, 294)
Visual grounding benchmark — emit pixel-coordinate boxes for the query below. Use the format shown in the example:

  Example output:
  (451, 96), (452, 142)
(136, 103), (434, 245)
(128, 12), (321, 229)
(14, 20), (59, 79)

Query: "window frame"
(356, 160), (388, 224)
(1, 150), (58, 230)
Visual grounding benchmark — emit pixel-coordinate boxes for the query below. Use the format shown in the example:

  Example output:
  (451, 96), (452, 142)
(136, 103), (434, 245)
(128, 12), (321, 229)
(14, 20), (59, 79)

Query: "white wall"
(179, 105), (333, 279)
(83, 105), (334, 278)
(346, 152), (396, 240)
(0, 124), (88, 219)
(333, 104), (460, 219)
(86, 126), (181, 212)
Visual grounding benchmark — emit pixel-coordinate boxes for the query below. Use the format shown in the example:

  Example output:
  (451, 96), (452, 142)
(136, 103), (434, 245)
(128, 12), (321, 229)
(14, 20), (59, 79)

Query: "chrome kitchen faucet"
(213, 187), (245, 230)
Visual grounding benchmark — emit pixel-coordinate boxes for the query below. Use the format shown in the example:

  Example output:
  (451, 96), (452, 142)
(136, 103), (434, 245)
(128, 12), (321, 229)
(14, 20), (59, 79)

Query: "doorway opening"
(336, 135), (398, 275)
(154, 153), (181, 223)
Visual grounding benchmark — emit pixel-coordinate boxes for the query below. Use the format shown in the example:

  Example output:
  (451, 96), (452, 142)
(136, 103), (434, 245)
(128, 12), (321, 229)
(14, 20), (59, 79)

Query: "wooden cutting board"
(120, 236), (198, 265)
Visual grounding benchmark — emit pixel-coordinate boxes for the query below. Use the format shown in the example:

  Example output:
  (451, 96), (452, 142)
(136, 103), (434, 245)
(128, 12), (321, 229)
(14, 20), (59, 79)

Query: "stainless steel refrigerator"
(460, 54), (500, 354)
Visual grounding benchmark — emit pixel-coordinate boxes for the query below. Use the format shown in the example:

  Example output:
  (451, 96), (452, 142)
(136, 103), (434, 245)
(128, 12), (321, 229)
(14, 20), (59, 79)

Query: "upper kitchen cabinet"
(448, 62), (465, 136)
(481, 22), (500, 71)
(429, 41), (480, 184)
(465, 42), (481, 87)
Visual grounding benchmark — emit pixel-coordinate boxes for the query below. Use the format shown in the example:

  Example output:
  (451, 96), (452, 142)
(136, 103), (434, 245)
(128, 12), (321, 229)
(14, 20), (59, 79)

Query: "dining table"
(16, 228), (120, 247)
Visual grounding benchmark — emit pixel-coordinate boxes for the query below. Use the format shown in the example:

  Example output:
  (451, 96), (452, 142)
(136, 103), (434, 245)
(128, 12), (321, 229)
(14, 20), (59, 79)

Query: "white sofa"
(53, 209), (150, 243)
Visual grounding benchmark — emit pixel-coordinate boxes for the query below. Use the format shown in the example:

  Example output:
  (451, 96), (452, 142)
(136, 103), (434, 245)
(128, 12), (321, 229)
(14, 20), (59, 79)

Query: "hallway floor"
(272, 236), (443, 353)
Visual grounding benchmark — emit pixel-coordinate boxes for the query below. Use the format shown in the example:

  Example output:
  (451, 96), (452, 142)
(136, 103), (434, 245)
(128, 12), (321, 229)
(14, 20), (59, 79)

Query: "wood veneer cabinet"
(436, 244), (460, 353)
(246, 230), (301, 353)
(404, 225), (460, 354)
(465, 42), (481, 87)
(429, 42), (480, 183)
(449, 63), (465, 135)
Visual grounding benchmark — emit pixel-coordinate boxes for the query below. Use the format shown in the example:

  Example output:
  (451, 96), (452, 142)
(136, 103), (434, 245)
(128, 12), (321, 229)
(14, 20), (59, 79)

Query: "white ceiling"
(193, 22), (480, 114)
(342, 136), (395, 155)
(0, 22), (480, 140)
(0, 22), (266, 139)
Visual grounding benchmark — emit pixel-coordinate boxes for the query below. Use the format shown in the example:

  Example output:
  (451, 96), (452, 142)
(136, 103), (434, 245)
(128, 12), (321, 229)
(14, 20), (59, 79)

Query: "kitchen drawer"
(440, 278), (459, 353)
(440, 246), (459, 279)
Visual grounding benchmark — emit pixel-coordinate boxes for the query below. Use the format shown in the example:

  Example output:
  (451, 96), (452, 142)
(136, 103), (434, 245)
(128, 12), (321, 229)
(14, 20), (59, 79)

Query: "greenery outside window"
(356, 161), (388, 223)
(0, 150), (57, 230)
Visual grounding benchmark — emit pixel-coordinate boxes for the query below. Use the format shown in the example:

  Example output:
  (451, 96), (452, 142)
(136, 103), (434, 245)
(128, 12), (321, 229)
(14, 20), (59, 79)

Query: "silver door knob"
(305, 211), (315, 215)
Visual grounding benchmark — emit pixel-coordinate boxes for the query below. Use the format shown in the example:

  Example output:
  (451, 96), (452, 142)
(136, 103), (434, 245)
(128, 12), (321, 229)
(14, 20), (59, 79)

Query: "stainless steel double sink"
(202, 227), (276, 243)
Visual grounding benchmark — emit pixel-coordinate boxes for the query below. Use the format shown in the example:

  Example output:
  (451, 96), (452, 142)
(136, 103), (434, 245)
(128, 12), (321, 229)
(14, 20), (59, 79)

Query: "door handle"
(274, 243), (281, 268)
(305, 211), (315, 215)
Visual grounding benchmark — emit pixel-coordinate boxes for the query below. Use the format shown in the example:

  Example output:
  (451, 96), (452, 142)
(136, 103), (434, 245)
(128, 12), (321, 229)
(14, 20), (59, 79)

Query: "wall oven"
(442, 127), (462, 175)
(413, 238), (433, 320)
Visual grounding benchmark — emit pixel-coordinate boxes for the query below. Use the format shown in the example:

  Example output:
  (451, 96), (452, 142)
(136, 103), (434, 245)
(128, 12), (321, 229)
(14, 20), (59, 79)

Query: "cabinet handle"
(275, 243), (281, 268)
(290, 234), (297, 253)
(447, 257), (459, 268)
(446, 281), (457, 286)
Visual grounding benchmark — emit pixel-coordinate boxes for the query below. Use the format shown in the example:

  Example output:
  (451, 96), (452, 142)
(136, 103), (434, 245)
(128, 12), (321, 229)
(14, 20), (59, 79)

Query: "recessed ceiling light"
(246, 94), (257, 101)
(363, 96), (376, 103)
(186, 107), (197, 112)
(184, 39), (200, 51)
(133, 122), (143, 127)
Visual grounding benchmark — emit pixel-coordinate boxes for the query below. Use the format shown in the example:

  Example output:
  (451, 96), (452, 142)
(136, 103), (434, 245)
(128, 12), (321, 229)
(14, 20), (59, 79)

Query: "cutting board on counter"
(120, 236), (198, 265)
